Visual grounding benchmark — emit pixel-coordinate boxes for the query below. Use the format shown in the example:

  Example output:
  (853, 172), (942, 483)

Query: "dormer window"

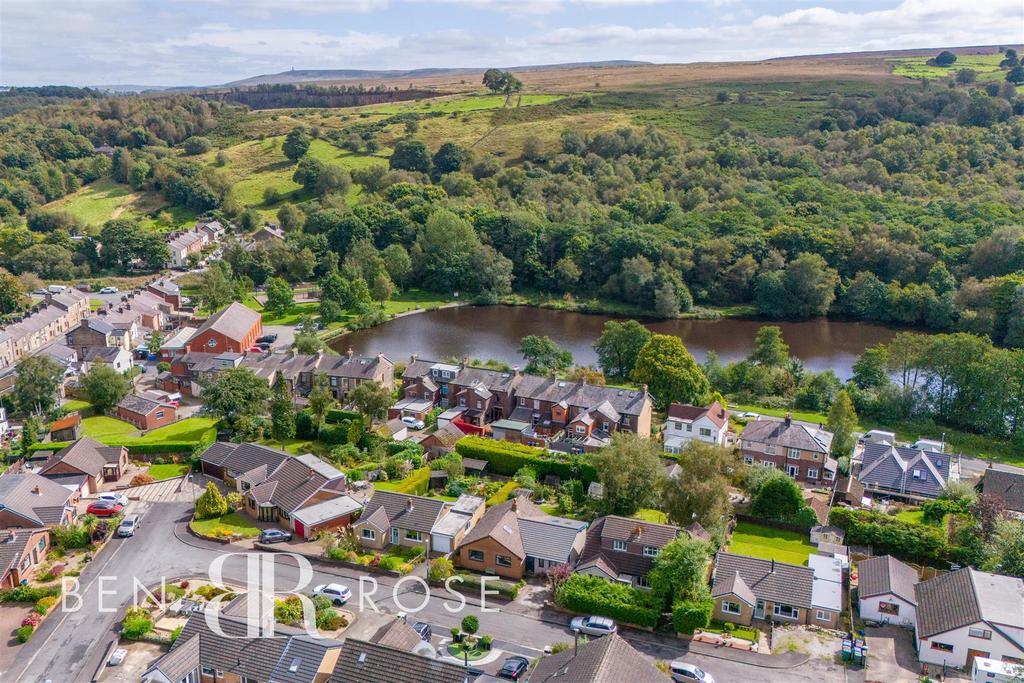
(613, 540), (627, 551)
(643, 546), (658, 557)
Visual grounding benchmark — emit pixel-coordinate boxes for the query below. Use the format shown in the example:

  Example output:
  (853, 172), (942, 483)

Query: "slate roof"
(0, 473), (75, 526)
(42, 437), (113, 478)
(515, 375), (651, 417)
(0, 528), (43, 579)
(81, 317), (115, 335)
(117, 393), (167, 415)
(741, 418), (833, 454)
(915, 568), (1024, 639)
(667, 401), (728, 428)
(371, 616), (424, 651)
(145, 613), (342, 683)
(82, 346), (124, 364)
(460, 497), (587, 563)
(329, 638), (473, 683)
(236, 452), (346, 515)
(712, 552), (814, 609)
(858, 555), (918, 605)
(981, 469), (1024, 512)
(425, 422), (464, 448)
(361, 490), (449, 535)
(529, 633), (665, 683)
(858, 443), (953, 499)
(577, 515), (684, 579)
(194, 301), (261, 343)
(199, 442), (289, 476)
(715, 569), (757, 606)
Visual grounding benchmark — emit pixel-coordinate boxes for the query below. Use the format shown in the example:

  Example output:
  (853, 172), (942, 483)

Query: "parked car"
(256, 342), (272, 351)
(401, 415), (426, 430)
(497, 656), (530, 680)
(98, 492), (128, 507)
(570, 615), (617, 637)
(99, 286), (119, 294)
(247, 346), (264, 353)
(86, 500), (124, 517)
(412, 622), (431, 642)
(313, 583), (352, 606)
(256, 334), (278, 344)
(670, 661), (715, 683)
(107, 649), (127, 666)
(117, 513), (142, 537)
(32, 288), (48, 296)
(259, 529), (293, 544)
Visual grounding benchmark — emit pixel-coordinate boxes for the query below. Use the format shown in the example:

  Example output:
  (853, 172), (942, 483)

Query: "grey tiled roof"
(43, 437), (110, 478)
(858, 555), (918, 605)
(519, 516), (588, 563)
(577, 515), (684, 579)
(858, 443), (952, 498)
(514, 375), (650, 417)
(362, 490), (449, 535)
(200, 442), (289, 476)
(371, 617), (423, 651)
(0, 528), (42, 579)
(712, 552), (814, 609)
(915, 568), (1024, 638)
(0, 473), (75, 526)
(741, 418), (832, 454)
(529, 633), (665, 683)
(117, 393), (165, 415)
(329, 638), (473, 683)
(981, 469), (1024, 512)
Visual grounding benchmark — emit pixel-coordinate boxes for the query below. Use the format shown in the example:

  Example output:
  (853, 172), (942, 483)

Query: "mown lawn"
(730, 404), (841, 427)
(242, 297), (319, 326)
(63, 399), (92, 413)
(633, 509), (668, 523)
(727, 522), (816, 566)
(258, 438), (313, 455)
(81, 415), (137, 438)
(137, 417), (219, 444)
(381, 289), (455, 315)
(147, 463), (191, 480)
(190, 513), (260, 539)
(44, 178), (167, 227)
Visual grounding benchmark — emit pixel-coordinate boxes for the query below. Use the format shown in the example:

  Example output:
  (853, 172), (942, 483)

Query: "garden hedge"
(446, 573), (526, 600)
(326, 408), (362, 424)
(554, 574), (661, 628)
(829, 506), (948, 566)
(380, 467), (430, 495)
(455, 436), (597, 485)
(486, 480), (521, 507)
(672, 595), (714, 634)
(0, 585), (61, 603)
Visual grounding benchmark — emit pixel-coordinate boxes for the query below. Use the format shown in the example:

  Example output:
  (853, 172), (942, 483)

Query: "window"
(330, 376), (338, 386)
(765, 445), (776, 455)
(787, 448), (800, 459)
(519, 398), (526, 406)
(155, 411), (165, 419)
(686, 423), (692, 432)
(459, 398), (466, 406)
(773, 604), (799, 620)
(721, 601), (741, 615)
(576, 425), (585, 434)
(879, 602), (900, 615)
(476, 401), (482, 409)
(202, 667), (215, 676)
(36, 538), (45, 552)
(643, 546), (658, 557)
(675, 422), (682, 431)
(807, 469), (818, 479)
(969, 627), (993, 640)
(496, 555), (512, 568)
(744, 456), (754, 465)
(613, 540), (627, 552)
(816, 610), (831, 622)
(206, 339), (217, 348)
(699, 428), (711, 437)
(764, 461), (776, 468)
(601, 422), (609, 432)
(823, 470), (834, 480)
(533, 400), (540, 409)
(636, 575), (651, 588)
(361, 528), (375, 540)
(468, 549), (485, 562)
(930, 642), (954, 653)
(405, 530), (421, 541)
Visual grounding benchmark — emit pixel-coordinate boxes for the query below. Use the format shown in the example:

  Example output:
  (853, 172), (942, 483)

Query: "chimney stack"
(32, 485), (40, 495)
(513, 365), (520, 377)
(642, 384), (648, 394)
(347, 347), (354, 361)
(410, 353), (418, 364)
(460, 356), (468, 370)
(406, 497), (414, 512)
(784, 413), (792, 427)
(511, 497), (518, 512)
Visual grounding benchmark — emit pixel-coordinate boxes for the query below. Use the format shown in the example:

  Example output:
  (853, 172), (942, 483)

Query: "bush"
(21, 612), (42, 627)
(429, 557), (454, 582)
(325, 408), (362, 424)
(455, 436), (598, 484)
(672, 595), (713, 634)
(16, 625), (34, 643)
(35, 596), (58, 614)
(724, 622), (736, 632)
(122, 610), (153, 639)
(170, 625), (183, 644)
(554, 574), (661, 628)
(50, 524), (90, 551)
(130, 473), (155, 486)
(829, 507), (948, 566)
(0, 584), (60, 603)
(295, 411), (314, 439)
(275, 596), (304, 625)
(195, 482), (228, 520)
(480, 634), (493, 650)
(382, 467), (430, 495)
(461, 615), (479, 634)
(486, 480), (521, 507)
(447, 573), (525, 600)
(316, 607), (344, 630)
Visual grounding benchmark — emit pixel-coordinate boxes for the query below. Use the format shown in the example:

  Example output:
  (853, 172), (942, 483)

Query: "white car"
(99, 286), (119, 294)
(670, 661), (715, 683)
(570, 615), (617, 637)
(98, 492), (129, 507)
(107, 648), (127, 666)
(313, 583), (352, 606)
(400, 415), (425, 430)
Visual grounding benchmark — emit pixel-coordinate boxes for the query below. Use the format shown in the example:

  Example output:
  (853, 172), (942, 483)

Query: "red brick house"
(185, 302), (262, 354)
(0, 473), (79, 528)
(116, 394), (176, 430)
(38, 438), (129, 494)
(0, 528), (50, 589)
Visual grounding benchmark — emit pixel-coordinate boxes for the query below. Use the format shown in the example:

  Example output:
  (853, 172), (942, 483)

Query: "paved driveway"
(122, 476), (205, 503)
(864, 625), (921, 683)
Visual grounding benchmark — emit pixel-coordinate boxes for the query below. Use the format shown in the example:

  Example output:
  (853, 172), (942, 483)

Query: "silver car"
(570, 615), (617, 637)
(117, 513), (142, 537)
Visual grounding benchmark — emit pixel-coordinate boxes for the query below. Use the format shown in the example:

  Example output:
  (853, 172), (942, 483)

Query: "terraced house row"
(392, 356), (654, 453)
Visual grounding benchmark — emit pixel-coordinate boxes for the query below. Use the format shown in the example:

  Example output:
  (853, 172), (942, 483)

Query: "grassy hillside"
(889, 53), (1006, 81)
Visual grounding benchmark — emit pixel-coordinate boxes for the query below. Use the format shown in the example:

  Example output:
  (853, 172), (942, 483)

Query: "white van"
(973, 657), (1024, 682)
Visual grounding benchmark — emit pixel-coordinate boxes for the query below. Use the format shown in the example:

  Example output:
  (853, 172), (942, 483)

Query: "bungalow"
(354, 491), (450, 552)
(663, 401), (729, 453)
(857, 555), (918, 627)
(49, 413), (82, 442)
(38, 437), (128, 494)
(0, 527), (50, 589)
(857, 442), (959, 502)
(0, 472), (78, 528)
(529, 632), (667, 682)
(185, 301), (262, 355)
(116, 394), (176, 430)
(455, 496), (588, 580)
(429, 494), (485, 554)
(980, 468), (1024, 518)
(711, 551), (842, 630)
(331, 637), (481, 683)
(199, 441), (289, 484)
(915, 568), (1024, 670)
(575, 516), (704, 588)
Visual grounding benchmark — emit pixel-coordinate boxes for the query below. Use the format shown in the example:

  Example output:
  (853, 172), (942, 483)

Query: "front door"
(754, 600), (765, 620)
(966, 649), (990, 669)
(787, 465), (799, 478)
(390, 527), (399, 545)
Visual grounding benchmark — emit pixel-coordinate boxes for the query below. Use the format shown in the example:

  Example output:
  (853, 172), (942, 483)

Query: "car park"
(117, 513), (142, 537)
(259, 528), (293, 544)
(401, 415), (426, 430)
(497, 656), (530, 680)
(86, 500), (124, 517)
(313, 583), (352, 606)
(98, 492), (128, 507)
(670, 661), (715, 683)
(570, 615), (617, 637)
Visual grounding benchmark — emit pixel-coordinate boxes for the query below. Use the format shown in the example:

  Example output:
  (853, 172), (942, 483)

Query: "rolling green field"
(889, 53), (1006, 81)
(45, 178), (168, 227)
(727, 521), (816, 566)
(353, 93), (564, 115)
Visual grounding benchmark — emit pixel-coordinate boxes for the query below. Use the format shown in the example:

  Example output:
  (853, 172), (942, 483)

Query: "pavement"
(4, 497), (855, 683)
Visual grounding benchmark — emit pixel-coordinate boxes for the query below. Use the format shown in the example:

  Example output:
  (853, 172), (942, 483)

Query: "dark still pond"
(332, 305), (899, 379)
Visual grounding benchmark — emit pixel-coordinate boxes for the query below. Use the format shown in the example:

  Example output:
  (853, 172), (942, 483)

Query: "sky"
(1, 0), (1022, 87)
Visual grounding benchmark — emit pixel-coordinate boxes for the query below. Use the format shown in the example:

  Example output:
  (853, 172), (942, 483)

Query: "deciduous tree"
(631, 335), (709, 410)
(592, 433), (663, 516)
(81, 363), (131, 413)
(200, 366), (272, 427)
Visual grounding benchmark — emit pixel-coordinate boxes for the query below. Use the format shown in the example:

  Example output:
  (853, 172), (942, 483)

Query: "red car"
(86, 500), (124, 517)
(247, 346), (263, 353)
